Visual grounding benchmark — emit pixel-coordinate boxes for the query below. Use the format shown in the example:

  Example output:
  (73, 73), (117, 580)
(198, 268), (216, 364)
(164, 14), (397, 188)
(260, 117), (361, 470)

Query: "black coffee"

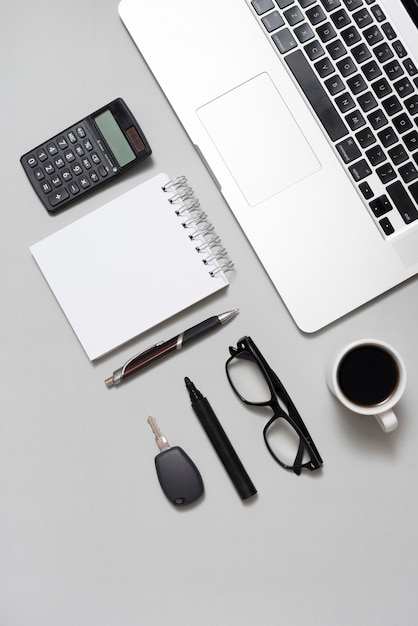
(337, 345), (399, 407)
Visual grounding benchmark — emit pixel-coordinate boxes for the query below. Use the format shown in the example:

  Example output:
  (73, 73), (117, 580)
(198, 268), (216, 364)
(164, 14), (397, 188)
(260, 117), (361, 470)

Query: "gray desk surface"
(2, 2), (418, 625)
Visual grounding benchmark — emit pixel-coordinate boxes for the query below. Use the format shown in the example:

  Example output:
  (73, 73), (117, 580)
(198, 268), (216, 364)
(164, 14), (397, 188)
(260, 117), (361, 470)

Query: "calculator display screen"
(93, 110), (136, 167)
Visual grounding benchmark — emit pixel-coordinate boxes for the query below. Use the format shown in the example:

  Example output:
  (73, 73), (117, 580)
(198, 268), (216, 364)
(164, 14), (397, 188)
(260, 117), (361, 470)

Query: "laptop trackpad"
(197, 73), (320, 206)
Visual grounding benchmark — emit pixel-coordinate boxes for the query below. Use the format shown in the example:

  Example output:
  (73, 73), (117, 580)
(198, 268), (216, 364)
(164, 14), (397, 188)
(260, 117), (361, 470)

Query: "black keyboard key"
(388, 144), (408, 165)
(317, 22), (337, 42)
(387, 181), (418, 223)
(294, 23), (315, 43)
(371, 5), (386, 22)
(276, 0), (294, 7)
(359, 180), (374, 199)
(364, 25), (383, 46)
(305, 40), (325, 60)
(383, 59), (403, 80)
(394, 77), (414, 98)
(362, 60), (382, 81)
(320, 0), (342, 10)
(327, 39), (347, 60)
(369, 194), (392, 217)
(331, 9), (351, 29)
(251, 0), (274, 15)
(393, 112), (413, 134)
(299, 0), (317, 8)
(403, 58), (418, 77)
(353, 8), (373, 29)
(336, 92), (356, 112)
(404, 94), (418, 116)
(378, 126), (398, 147)
(371, 78), (392, 99)
(377, 162), (396, 184)
(381, 22), (396, 40)
(375, 43), (394, 64)
(399, 162), (418, 183)
(272, 28), (298, 53)
(346, 109), (366, 130)
(285, 50), (349, 141)
(262, 11), (285, 31)
(358, 91), (378, 112)
(337, 56), (357, 77)
(356, 127), (376, 148)
(404, 130), (418, 152)
(352, 43), (372, 64)
(379, 216), (395, 235)
(409, 181), (418, 204)
(315, 57), (335, 77)
(366, 144), (386, 166)
(349, 158), (372, 181)
(343, 0), (363, 10)
(307, 6), (327, 25)
(393, 41), (407, 58)
(382, 95), (402, 116)
(284, 6), (304, 25)
(347, 74), (367, 95)
(341, 25), (361, 46)
(336, 136), (362, 162)
(367, 109), (388, 130)
(325, 74), (345, 94)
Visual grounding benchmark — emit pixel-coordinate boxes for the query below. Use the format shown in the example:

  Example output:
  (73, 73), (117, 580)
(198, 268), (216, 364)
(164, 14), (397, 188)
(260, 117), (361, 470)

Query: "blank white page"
(30, 174), (230, 360)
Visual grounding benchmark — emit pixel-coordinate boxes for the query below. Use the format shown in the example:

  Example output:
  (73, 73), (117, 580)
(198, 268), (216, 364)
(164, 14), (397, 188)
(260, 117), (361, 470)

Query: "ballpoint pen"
(104, 309), (239, 387)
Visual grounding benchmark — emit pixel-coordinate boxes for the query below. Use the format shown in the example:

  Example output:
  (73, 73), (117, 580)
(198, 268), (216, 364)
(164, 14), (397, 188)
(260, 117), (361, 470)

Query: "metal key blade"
(147, 416), (170, 452)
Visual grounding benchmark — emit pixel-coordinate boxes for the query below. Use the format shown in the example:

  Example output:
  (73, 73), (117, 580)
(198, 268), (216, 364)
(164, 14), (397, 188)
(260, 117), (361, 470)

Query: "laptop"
(119, 0), (418, 332)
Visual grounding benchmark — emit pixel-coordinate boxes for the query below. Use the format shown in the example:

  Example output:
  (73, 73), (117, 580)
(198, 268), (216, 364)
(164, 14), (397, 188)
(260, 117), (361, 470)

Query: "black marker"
(185, 377), (257, 501)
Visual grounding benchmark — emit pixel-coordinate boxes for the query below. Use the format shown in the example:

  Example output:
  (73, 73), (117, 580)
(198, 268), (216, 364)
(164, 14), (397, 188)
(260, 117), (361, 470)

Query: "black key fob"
(155, 446), (204, 506)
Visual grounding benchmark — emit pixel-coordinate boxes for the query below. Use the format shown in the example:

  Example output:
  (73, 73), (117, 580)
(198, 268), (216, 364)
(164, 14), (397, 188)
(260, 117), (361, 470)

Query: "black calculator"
(20, 98), (152, 212)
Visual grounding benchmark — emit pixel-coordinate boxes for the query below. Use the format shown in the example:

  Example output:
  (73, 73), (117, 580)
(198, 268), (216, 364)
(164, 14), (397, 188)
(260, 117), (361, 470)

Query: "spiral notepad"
(30, 173), (233, 360)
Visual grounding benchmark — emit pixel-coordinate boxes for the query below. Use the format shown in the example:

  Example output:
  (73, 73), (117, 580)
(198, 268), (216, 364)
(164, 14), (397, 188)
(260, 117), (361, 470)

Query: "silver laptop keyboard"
(249, 0), (418, 238)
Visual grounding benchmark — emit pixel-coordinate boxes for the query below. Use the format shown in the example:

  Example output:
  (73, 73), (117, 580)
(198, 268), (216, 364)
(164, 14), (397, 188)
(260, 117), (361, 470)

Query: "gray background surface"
(1, 1), (418, 625)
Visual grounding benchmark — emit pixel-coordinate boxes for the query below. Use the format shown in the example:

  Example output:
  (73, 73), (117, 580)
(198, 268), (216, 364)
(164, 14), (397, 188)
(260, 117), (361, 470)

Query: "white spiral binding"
(162, 176), (234, 277)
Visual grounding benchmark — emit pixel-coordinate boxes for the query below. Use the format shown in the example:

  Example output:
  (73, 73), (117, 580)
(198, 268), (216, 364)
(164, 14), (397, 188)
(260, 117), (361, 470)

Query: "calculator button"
(76, 126), (86, 138)
(34, 168), (45, 181)
(47, 142), (58, 156)
(48, 189), (70, 207)
(54, 156), (65, 169)
(64, 150), (76, 162)
(72, 164), (83, 175)
(98, 165), (108, 177)
(75, 145), (85, 157)
(51, 175), (62, 187)
(84, 139), (93, 151)
(91, 153), (101, 165)
(79, 176), (90, 189)
(90, 171), (99, 182)
(37, 149), (48, 161)
(61, 169), (73, 182)
(57, 136), (68, 149)
(67, 131), (77, 143)
(44, 162), (55, 174)
(68, 182), (80, 195)
(41, 181), (52, 194)
(82, 158), (91, 169)
(26, 155), (37, 168)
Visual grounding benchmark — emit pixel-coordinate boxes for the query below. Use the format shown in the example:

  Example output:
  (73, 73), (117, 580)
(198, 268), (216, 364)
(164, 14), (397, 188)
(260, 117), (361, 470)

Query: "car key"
(147, 416), (204, 506)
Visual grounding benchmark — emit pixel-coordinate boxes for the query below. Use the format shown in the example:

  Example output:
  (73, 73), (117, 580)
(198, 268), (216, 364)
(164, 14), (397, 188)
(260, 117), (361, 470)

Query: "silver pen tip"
(219, 308), (239, 324)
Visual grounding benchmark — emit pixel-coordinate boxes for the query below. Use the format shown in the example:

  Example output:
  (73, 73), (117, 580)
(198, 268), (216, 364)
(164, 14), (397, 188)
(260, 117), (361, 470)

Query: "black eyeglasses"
(226, 336), (323, 475)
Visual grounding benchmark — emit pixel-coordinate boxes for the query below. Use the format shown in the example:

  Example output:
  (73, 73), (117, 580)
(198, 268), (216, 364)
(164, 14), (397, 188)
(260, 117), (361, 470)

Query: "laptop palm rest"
(196, 73), (320, 207)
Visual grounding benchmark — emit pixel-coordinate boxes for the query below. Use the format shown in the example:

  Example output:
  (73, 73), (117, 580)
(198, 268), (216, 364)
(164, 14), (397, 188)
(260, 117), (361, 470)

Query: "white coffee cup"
(326, 339), (406, 433)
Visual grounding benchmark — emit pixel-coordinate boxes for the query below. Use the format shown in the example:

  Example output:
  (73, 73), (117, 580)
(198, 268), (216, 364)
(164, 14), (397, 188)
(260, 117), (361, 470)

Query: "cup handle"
(374, 410), (398, 433)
